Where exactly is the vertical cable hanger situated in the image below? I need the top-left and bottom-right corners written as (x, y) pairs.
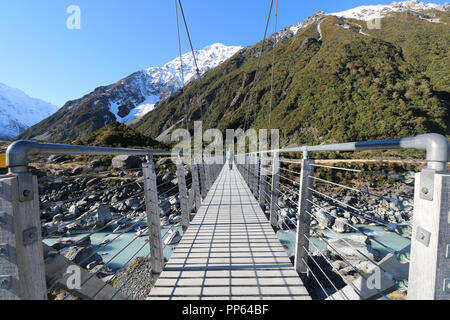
top-left (268, 0), bottom-right (278, 139)
top-left (244, 0), bottom-right (275, 132)
top-left (177, 0), bottom-right (203, 120)
top-left (175, 0), bottom-right (189, 131)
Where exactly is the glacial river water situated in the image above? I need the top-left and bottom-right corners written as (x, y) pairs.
top-left (44, 224), bottom-right (410, 271)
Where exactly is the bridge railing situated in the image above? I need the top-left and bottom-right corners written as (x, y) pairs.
top-left (0, 140), bottom-right (223, 300)
top-left (236, 133), bottom-right (449, 300)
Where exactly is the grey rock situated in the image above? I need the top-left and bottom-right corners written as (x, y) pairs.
top-left (72, 166), bottom-right (85, 175)
top-left (112, 155), bottom-right (141, 169)
top-left (61, 245), bottom-right (102, 268)
top-left (77, 204), bottom-right (113, 229)
top-left (332, 217), bottom-right (351, 233)
top-left (86, 177), bottom-right (101, 187)
top-left (90, 264), bottom-right (116, 279)
top-left (48, 155), bottom-right (67, 164)
top-left (326, 234), bottom-right (380, 265)
top-left (314, 209), bottom-right (335, 228)
top-left (69, 205), bottom-right (80, 216)
top-left (159, 199), bottom-right (171, 217)
top-left (89, 160), bottom-right (103, 169)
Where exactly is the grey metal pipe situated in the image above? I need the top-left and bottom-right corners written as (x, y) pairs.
top-left (6, 140), bottom-right (172, 173)
top-left (247, 133), bottom-right (449, 172)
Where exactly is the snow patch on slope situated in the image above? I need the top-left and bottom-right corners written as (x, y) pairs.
top-left (108, 43), bottom-right (242, 123)
top-left (328, 1), bottom-right (448, 21)
top-left (280, 1), bottom-right (448, 39)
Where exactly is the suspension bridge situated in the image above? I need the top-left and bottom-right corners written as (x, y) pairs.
top-left (0, 133), bottom-right (449, 300)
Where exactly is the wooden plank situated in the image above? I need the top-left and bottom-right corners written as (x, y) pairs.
top-left (148, 165), bottom-right (310, 300)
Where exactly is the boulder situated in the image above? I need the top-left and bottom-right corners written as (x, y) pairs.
top-left (69, 205), bottom-right (80, 216)
top-left (62, 245), bottom-right (102, 268)
top-left (77, 204), bottom-right (113, 229)
top-left (326, 234), bottom-right (380, 265)
top-left (51, 236), bottom-right (91, 250)
top-left (48, 155), bottom-right (67, 164)
top-left (159, 199), bottom-right (171, 217)
top-left (71, 166), bottom-right (85, 175)
top-left (112, 155), bottom-right (141, 169)
top-left (86, 177), bottom-right (101, 187)
top-left (163, 230), bottom-right (182, 245)
top-left (89, 159), bottom-right (103, 169)
top-left (90, 264), bottom-right (116, 279)
top-left (332, 217), bottom-right (352, 233)
top-left (314, 209), bottom-right (335, 228)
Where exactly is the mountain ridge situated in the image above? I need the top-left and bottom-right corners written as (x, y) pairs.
top-left (0, 82), bottom-right (58, 140)
top-left (133, 2), bottom-right (449, 146)
top-left (17, 43), bottom-right (242, 142)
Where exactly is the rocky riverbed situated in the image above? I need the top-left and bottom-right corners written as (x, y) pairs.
top-left (35, 155), bottom-right (189, 296)
top-left (36, 155), bottom-right (414, 299)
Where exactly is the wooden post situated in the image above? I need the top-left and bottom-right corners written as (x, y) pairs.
top-left (259, 155), bottom-right (269, 211)
top-left (245, 156), bottom-right (250, 186)
top-left (294, 159), bottom-right (314, 275)
top-left (252, 155), bottom-right (260, 198)
top-left (269, 152), bottom-right (280, 228)
top-left (0, 174), bottom-right (47, 300)
top-left (175, 155), bottom-right (189, 231)
top-left (191, 158), bottom-right (201, 211)
top-left (142, 158), bottom-right (164, 275)
top-left (199, 159), bottom-right (207, 199)
top-left (408, 171), bottom-right (450, 300)
top-left (204, 158), bottom-right (212, 193)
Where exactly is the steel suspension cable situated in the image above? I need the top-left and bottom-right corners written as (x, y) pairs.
top-left (244, 0), bottom-right (274, 132)
top-left (175, 0), bottom-right (189, 131)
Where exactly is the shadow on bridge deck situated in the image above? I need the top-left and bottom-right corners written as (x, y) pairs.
top-left (147, 164), bottom-right (311, 300)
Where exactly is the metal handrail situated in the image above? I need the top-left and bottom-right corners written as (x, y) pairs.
top-left (6, 140), bottom-right (173, 173)
top-left (245, 133), bottom-right (449, 172)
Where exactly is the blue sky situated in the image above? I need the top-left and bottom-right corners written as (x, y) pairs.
top-left (0, 0), bottom-right (446, 107)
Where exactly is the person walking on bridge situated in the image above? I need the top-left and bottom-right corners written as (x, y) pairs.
top-left (226, 147), bottom-right (234, 170)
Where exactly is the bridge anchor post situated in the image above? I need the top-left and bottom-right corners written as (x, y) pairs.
top-left (175, 154), bottom-right (189, 231)
top-left (0, 173), bottom-right (47, 300)
top-left (258, 155), bottom-right (269, 211)
top-left (408, 170), bottom-right (450, 300)
top-left (294, 157), bottom-right (314, 276)
top-left (269, 152), bottom-right (280, 228)
top-left (143, 156), bottom-right (164, 277)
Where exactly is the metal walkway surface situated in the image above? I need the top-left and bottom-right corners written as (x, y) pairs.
top-left (148, 164), bottom-right (311, 300)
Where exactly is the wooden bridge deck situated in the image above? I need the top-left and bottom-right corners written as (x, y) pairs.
top-left (148, 164), bottom-right (311, 300)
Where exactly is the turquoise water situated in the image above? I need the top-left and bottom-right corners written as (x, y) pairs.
top-left (44, 224), bottom-right (410, 271)
top-left (277, 225), bottom-right (411, 259)
top-left (44, 225), bottom-right (183, 270)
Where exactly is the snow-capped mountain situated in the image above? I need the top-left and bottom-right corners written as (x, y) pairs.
top-left (278, 1), bottom-right (448, 38)
top-left (117, 43), bottom-right (243, 123)
top-left (18, 43), bottom-right (242, 142)
top-left (0, 83), bottom-right (58, 140)
top-left (329, 0), bottom-right (448, 21)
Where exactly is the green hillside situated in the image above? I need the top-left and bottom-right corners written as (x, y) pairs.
top-left (134, 12), bottom-right (449, 146)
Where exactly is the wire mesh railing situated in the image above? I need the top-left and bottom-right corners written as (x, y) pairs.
top-left (0, 139), bottom-right (225, 300)
top-left (235, 133), bottom-right (449, 300)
